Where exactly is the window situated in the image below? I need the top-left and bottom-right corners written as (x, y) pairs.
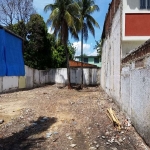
top-left (140, 0), bottom-right (146, 9)
top-left (84, 58), bottom-right (88, 63)
top-left (140, 0), bottom-right (150, 9)
top-left (94, 58), bottom-right (99, 63)
top-left (148, 0), bottom-right (150, 8)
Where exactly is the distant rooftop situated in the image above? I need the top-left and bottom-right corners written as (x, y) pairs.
top-left (69, 60), bottom-right (99, 68)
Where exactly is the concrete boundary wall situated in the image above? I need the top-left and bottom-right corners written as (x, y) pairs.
top-left (101, 0), bottom-right (150, 146)
top-left (0, 66), bottom-right (100, 93)
top-left (101, 5), bottom-right (121, 104)
top-left (121, 41), bottom-right (150, 146)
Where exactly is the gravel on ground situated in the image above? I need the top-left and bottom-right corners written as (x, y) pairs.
top-left (0, 85), bottom-right (149, 150)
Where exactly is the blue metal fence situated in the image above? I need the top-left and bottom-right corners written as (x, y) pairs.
top-left (0, 28), bottom-right (25, 76)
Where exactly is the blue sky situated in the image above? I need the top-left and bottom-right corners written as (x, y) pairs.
top-left (33, 0), bottom-right (111, 56)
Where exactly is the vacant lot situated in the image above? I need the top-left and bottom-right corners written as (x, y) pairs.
top-left (0, 85), bottom-right (149, 150)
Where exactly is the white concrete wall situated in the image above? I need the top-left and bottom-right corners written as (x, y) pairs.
top-left (33, 69), bottom-right (40, 87)
top-left (70, 68), bottom-right (78, 84)
top-left (2, 77), bottom-right (18, 92)
top-left (39, 70), bottom-right (47, 85)
top-left (121, 66), bottom-right (131, 116)
top-left (55, 68), bottom-right (67, 84)
top-left (101, 0), bottom-right (150, 146)
top-left (0, 66), bottom-right (100, 93)
top-left (0, 77), bottom-right (3, 93)
top-left (89, 68), bottom-right (99, 85)
top-left (101, 5), bottom-right (121, 104)
top-left (25, 66), bottom-right (34, 88)
top-left (121, 55), bottom-right (150, 146)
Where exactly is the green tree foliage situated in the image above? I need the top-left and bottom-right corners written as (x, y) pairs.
top-left (10, 21), bottom-right (27, 39)
top-left (44, 0), bottom-right (80, 89)
top-left (8, 17), bottom-right (51, 70)
top-left (68, 42), bottom-right (76, 60)
top-left (52, 42), bottom-right (76, 68)
top-left (24, 14), bottom-right (52, 70)
top-left (94, 39), bottom-right (103, 57)
top-left (9, 14), bottom-right (76, 70)
top-left (2, 0), bottom-right (100, 77)
top-left (52, 45), bottom-right (67, 68)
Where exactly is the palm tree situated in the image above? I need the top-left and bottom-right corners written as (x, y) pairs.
top-left (44, 0), bottom-right (80, 89)
top-left (77, 0), bottom-right (100, 89)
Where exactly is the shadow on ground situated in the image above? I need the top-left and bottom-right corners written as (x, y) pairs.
top-left (0, 116), bottom-right (57, 150)
top-left (71, 84), bottom-right (99, 92)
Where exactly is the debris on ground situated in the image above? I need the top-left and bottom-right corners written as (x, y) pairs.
top-left (0, 119), bottom-right (4, 124)
top-left (0, 85), bottom-right (149, 150)
top-left (106, 108), bottom-right (121, 130)
top-left (70, 144), bottom-right (77, 148)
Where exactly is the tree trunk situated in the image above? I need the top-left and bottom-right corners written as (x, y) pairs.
top-left (81, 28), bottom-right (84, 89)
top-left (65, 45), bottom-right (71, 89)
top-left (62, 20), bottom-right (71, 89)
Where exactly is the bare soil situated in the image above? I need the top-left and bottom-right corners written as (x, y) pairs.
top-left (0, 85), bottom-right (149, 150)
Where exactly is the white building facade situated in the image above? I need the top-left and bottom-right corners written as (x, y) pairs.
top-left (122, 0), bottom-right (150, 56)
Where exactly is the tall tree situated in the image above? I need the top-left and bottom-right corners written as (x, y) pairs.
top-left (11, 21), bottom-right (27, 39)
top-left (44, 0), bottom-right (80, 89)
top-left (24, 14), bottom-right (52, 70)
top-left (77, 0), bottom-right (100, 88)
top-left (0, 0), bottom-right (35, 27)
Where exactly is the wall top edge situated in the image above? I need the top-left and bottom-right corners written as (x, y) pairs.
top-left (122, 39), bottom-right (150, 64)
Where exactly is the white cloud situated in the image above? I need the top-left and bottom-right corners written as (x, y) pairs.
top-left (73, 41), bottom-right (98, 56)
top-left (73, 41), bottom-right (91, 56)
top-left (48, 26), bottom-right (54, 34)
top-left (88, 50), bottom-right (98, 56)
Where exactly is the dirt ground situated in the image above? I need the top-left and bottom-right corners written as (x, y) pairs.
top-left (0, 85), bottom-right (149, 150)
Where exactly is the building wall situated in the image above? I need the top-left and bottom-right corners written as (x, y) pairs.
top-left (88, 58), bottom-right (101, 67)
top-left (75, 57), bottom-right (101, 67)
top-left (2, 77), bottom-right (18, 92)
top-left (0, 66), bottom-right (100, 93)
top-left (125, 13), bottom-right (150, 36)
top-left (121, 41), bottom-right (150, 146)
top-left (122, 0), bottom-right (150, 40)
top-left (122, 41), bottom-right (144, 57)
top-left (101, 0), bottom-right (150, 146)
top-left (33, 69), bottom-right (40, 87)
top-left (101, 5), bottom-right (121, 104)
top-left (122, 0), bottom-right (150, 57)
top-left (18, 76), bottom-right (26, 89)
top-left (0, 78), bottom-right (2, 93)
top-left (25, 66), bottom-right (34, 88)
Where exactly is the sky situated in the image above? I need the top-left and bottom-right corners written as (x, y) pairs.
top-left (33, 0), bottom-right (111, 56)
